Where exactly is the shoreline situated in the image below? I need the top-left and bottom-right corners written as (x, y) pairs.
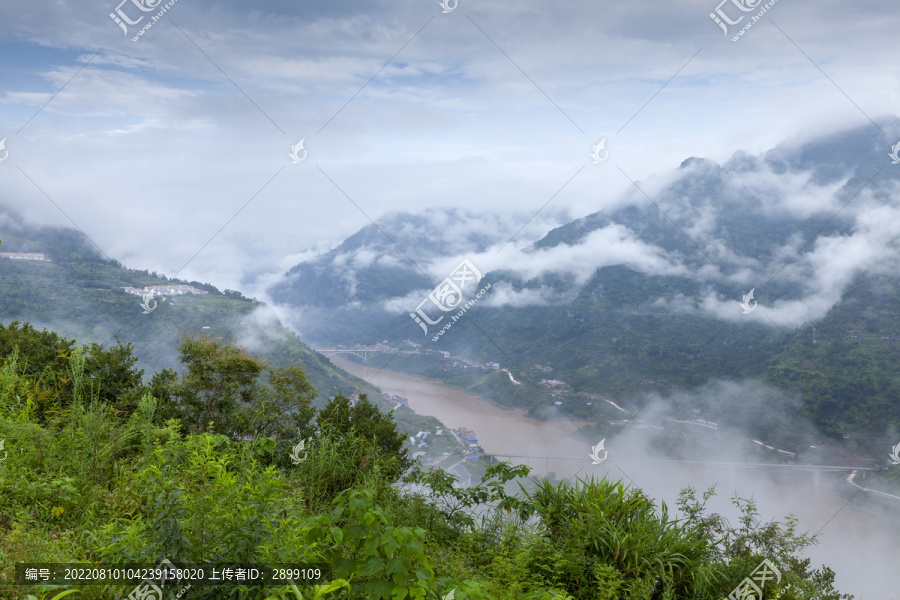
top-left (326, 355), bottom-right (592, 458)
top-left (330, 354), bottom-right (594, 423)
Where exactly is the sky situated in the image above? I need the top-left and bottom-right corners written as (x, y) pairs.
top-left (3, 2), bottom-right (900, 597)
top-left (1, 0), bottom-right (899, 303)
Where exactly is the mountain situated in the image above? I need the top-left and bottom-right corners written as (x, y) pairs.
top-left (267, 208), bottom-right (546, 344)
top-left (267, 120), bottom-right (900, 452)
top-left (0, 209), bottom-right (377, 406)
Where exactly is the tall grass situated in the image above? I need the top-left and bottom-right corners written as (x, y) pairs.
top-left (525, 475), bottom-right (722, 599)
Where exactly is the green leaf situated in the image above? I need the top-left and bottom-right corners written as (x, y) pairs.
top-left (332, 556), bottom-right (357, 579)
top-left (329, 526), bottom-right (343, 545)
top-left (414, 567), bottom-right (432, 582)
top-left (404, 540), bottom-right (424, 557)
top-left (364, 580), bottom-right (393, 598)
top-left (312, 578), bottom-right (350, 596)
top-left (357, 556), bottom-right (384, 577)
top-left (380, 536), bottom-right (400, 556)
top-left (360, 535), bottom-right (380, 556)
top-left (385, 556), bottom-right (410, 575)
top-left (390, 585), bottom-right (410, 600)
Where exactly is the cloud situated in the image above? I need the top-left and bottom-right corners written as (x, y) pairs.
top-left (294, 145), bottom-right (900, 337)
top-left (2, 66), bottom-right (197, 118)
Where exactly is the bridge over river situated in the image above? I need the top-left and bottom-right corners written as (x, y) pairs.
top-left (316, 347), bottom-right (387, 361)
top-left (485, 454), bottom-right (878, 489)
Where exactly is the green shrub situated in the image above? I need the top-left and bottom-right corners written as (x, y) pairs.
top-left (526, 475), bottom-right (720, 599)
top-left (96, 433), bottom-right (325, 600)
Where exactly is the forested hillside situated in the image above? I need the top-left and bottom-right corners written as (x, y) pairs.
top-left (0, 324), bottom-right (851, 600)
top-left (0, 214), bottom-right (375, 406)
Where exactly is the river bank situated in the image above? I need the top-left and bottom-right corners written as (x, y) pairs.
top-left (327, 354), bottom-right (900, 599)
top-left (329, 355), bottom-right (592, 459)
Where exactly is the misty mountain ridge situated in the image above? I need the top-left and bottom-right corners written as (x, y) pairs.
top-left (268, 120), bottom-right (900, 451)
top-left (269, 208), bottom-right (564, 308)
top-left (272, 119), bottom-right (900, 337)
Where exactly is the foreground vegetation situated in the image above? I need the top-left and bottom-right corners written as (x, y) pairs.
top-left (0, 322), bottom-right (850, 599)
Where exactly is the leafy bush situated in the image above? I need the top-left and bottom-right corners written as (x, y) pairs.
top-left (0, 324), bottom-right (857, 600)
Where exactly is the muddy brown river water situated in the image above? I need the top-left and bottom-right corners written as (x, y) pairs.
top-left (329, 355), bottom-right (900, 598)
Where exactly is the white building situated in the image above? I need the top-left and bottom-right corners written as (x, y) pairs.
top-left (0, 252), bottom-right (49, 261)
top-left (121, 285), bottom-right (207, 296)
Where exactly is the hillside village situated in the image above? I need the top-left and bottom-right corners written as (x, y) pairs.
top-left (0, 252), bottom-right (50, 261)
top-left (121, 284), bottom-right (208, 296)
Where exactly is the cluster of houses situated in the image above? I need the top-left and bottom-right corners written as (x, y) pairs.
top-left (0, 252), bottom-right (50, 261)
top-left (418, 346), bottom-right (505, 371)
top-left (539, 379), bottom-right (566, 388)
top-left (418, 348), bottom-right (488, 371)
top-left (121, 285), bottom-right (207, 296)
top-left (380, 392), bottom-right (408, 410)
top-left (328, 392), bottom-right (362, 405)
top-left (453, 427), bottom-right (483, 459)
top-left (409, 426), bottom-right (484, 461)
top-left (419, 348), bottom-right (568, 377)
top-left (411, 428), bottom-right (441, 446)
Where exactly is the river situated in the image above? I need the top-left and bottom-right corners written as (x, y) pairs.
top-left (329, 355), bottom-right (900, 599)
top-left (330, 355), bottom-right (589, 459)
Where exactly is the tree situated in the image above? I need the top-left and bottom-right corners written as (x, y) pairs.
top-left (158, 333), bottom-right (264, 436)
top-left (82, 338), bottom-right (144, 413)
top-left (154, 333), bottom-right (317, 440)
top-left (316, 393), bottom-right (412, 482)
top-left (0, 321), bottom-right (144, 419)
top-left (246, 364), bottom-right (317, 441)
top-left (0, 321), bottom-right (74, 379)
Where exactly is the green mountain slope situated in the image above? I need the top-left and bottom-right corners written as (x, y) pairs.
top-left (0, 213), bottom-right (376, 405)
top-left (266, 122), bottom-right (900, 456)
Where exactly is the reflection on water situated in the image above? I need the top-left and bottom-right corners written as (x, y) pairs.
top-left (330, 355), bottom-right (900, 599)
